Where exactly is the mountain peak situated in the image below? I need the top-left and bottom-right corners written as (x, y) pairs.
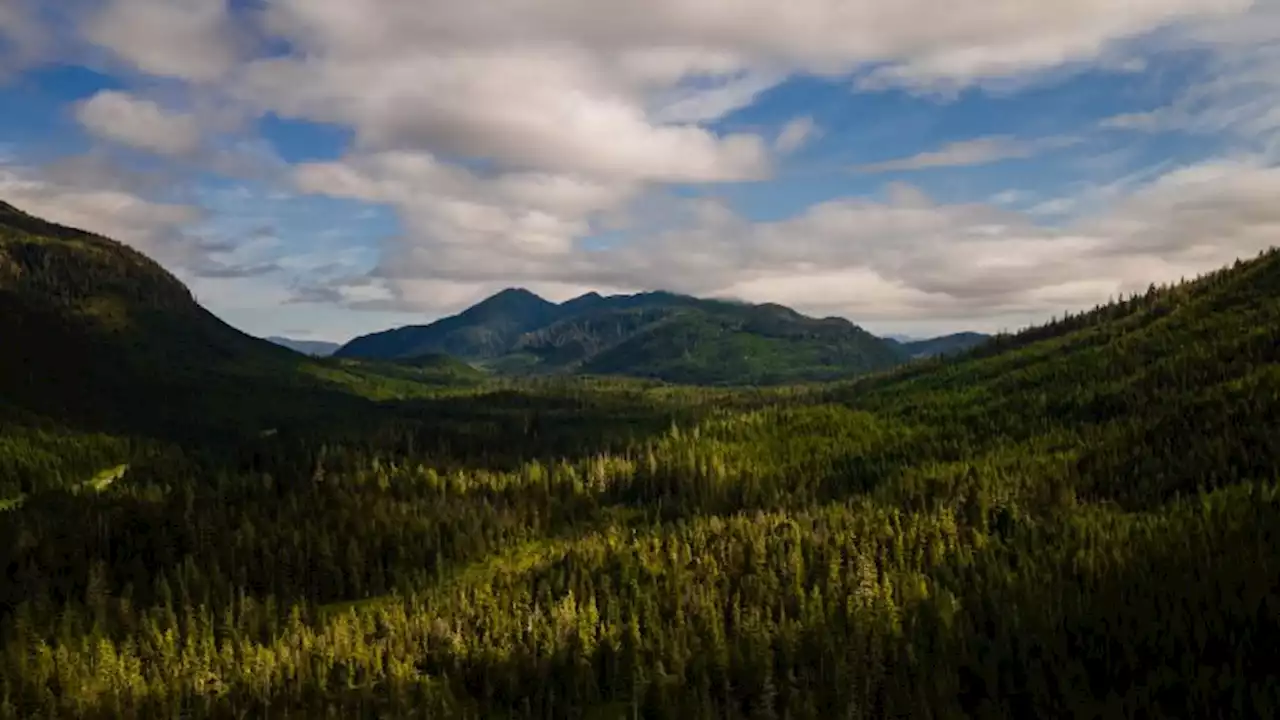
top-left (485, 287), bottom-right (546, 303)
top-left (564, 291), bottom-right (603, 304)
top-left (465, 287), bottom-right (556, 318)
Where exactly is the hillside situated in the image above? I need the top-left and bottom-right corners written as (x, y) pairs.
top-left (338, 289), bottom-right (905, 384)
top-left (573, 301), bottom-right (904, 384)
top-left (830, 249), bottom-right (1280, 508)
top-left (0, 201), bottom-right (520, 491)
top-left (0, 199), bottom-right (304, 438)
top-left (4, 197), bottom-right (1280, 717)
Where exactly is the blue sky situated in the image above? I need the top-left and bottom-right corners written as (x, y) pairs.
top-left (1, 1), bottom-right (1278, 341)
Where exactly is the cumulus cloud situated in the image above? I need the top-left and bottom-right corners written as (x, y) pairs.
top-left (241, 50), bottom-right (769, 183)
top-left (294, 151), bottom-right (640, 267)
top-left (0, 163), bottom-right (201, 261)
top-left (86, 0), bottom-right (239, 82)
top-left (75, 91), bottom-right (201, 156)
top-left (0, 158), bottom-right (289, 283)
top-left (28, 0), bottom-right (1274, 334)
top-left (613, 159), bottom-right (1280, 328)
top-left (229, 0), bottom-right (1251, 186)
top-left (855, 135), bottom-right (1077, 173)
top-left (294, 147), bottom-right (1280, 332)
top-left (69, 0), bottom-right (1265, 187)
top-left (0, 0), bottom-right (48, 77)
top-left (256, 0), bottom-right (1247, 84)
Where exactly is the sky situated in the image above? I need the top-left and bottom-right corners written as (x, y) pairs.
top-left (1, 1), bottom-right (1279, 342)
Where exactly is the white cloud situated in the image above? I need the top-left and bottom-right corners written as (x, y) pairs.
top-left (16, 0), bottom-right (1274, 336)
top-left (86, 0), bottom-right (238, 82)
top-left (232, 0), bottom-right (1251, 187)
top-left (775, 117), bottom-right (818, 154)
top-left (241, 50), bottom-right (769, 183)
top-left (259, 0), bottom-right (1247, 85)
top-left (0, 164), bottom-right (201, 265)
top-left (1099, 6), bottom-right (1280, 143)
top-left (296, 144), bottom-right (1280, 332)
top-left (75, 91), bottom-right (201, 156)
top-left (293, 150), bottom-right (643, 290)
top-left (0, 0), bottom-right (47, 77)
top-left (0, 159), bottom-right (291, 285)
top-left (855, 135), bottom-right (1076, 173)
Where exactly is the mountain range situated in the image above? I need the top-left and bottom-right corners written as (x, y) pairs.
top-left (335, 288), bottom-right (989, 384)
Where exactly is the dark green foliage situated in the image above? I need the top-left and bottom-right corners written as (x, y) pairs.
top-left (3, 201), bottom-right (1280, 718)
top-left (338, 288), bottom-right (903, 384)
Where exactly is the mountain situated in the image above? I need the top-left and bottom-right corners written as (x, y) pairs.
top-left (268, 336), bottom-right (341, 356)
top-left (0, 200), bottom-right (460, 458)
top-left (338, 288), bottom-right (904, 384)
top-left (0, 199), bottom-right (296, 436)
top-left (891, 331), bottom-right (991, 358)
top-left (336, 288), bottom-right (561, 360)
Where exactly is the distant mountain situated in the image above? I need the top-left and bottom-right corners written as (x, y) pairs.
top-left (268, 336), bottom-right (340, 357)
top-left (891, 332), bottom-right (991, 358)
top-left (337, 288), bottom-right (904, 384)
top-left (336, 288), bottom-right (562, 361)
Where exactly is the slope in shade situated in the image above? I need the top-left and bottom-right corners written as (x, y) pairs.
top-left (0, 199), bottom-right (399, 449)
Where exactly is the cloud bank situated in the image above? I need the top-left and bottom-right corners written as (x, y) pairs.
top-left (0, 0), bottom-right (1276, 336)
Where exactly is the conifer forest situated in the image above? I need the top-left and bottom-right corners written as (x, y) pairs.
top-left (3, 204), bottom-right (1280, 718)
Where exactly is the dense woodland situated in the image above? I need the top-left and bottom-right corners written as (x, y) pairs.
top-left (3, 202), bottom-right (1280, 717)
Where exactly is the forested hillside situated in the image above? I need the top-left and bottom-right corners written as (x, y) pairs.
top-left (337, 288), bottom-right (906, 384)
top-left (2, 201), bottom-right (1280, 718)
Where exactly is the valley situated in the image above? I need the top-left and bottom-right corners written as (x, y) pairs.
top-left (2, 202), bottom-right (1280, 717)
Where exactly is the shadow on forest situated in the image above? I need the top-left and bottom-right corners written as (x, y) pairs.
top-left (41, 497), bottom-right (1280, 719)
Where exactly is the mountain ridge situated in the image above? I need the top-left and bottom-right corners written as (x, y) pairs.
top-left (890, 331), bottom-right (991, 358)
top-left (335, 287), bottom-right (913, 383)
